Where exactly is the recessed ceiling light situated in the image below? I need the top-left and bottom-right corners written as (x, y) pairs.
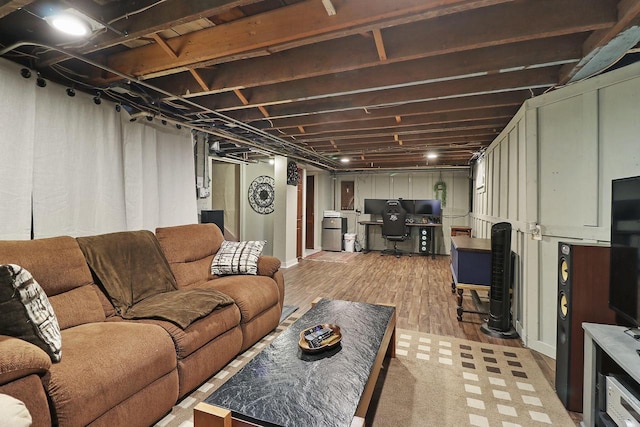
top-left (47, 13), bottom-right (90, 36)
top-left (340, 158), bottom-right (350, 163)
top-left (427, 153), bottom-right (438, 160)
top-left (44, 8), bottom-right (104, 37)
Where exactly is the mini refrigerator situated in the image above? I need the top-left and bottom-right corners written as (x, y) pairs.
top-left (321, 217), bottom-right (347, 252)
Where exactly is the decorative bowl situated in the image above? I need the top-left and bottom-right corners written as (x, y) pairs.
top-left (298, 324), bottom-right (342, 353)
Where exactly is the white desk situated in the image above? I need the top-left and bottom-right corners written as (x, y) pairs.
top-left (582, 323), bottom-right (640, 426)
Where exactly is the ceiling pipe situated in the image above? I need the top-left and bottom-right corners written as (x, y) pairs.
top-left (0, 40), bottom-right (341, 171)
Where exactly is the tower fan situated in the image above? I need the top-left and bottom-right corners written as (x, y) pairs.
top-left (481, 222), bottom-right (518, 339)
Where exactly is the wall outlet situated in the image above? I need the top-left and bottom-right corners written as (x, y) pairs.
top-left (532, 225), bottom-right (542, 241)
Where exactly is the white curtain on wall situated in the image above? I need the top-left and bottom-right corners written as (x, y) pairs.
top-left (0, 60), bottom-right (36, 239)
top-left (122, 121), bottom-right (197, 230)
top-left (0, 58), bottom-right (198, 239)
top-left (32, 90), bottom-right (127, 238)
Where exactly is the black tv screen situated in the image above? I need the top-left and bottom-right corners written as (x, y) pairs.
top-left (414, 199), bottom-right (442, 216)
top-left (609, 175), bottom-right (640, 327)
top-left (364, 199), bottom-right (387, 215)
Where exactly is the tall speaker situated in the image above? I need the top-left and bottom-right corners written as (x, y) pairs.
top-left (481, 222), bottom-right (518, 338)
top-left (555, 242), bottom-right (615, 412)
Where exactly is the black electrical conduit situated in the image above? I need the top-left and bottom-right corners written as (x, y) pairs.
top-left (0, 41), bottom-right (341, 171)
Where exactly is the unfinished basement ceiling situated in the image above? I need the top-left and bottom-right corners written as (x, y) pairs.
top-left (1, 0), bottom-right (639, 171)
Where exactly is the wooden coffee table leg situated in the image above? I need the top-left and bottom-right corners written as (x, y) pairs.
top-left (194, 402), bottom-right (262, 427)
top-left (194, 402), bottom-right (231, 427)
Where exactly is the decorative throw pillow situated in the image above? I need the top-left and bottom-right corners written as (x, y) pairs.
top-left (211, 240), bottom-right (266, 276)
top-left (0, 264), bottom-right (62, 362)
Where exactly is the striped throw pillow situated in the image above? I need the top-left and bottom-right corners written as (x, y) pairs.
top-left (0, 264), bottom-right (62, 362)
top-left (211, 240), bottom-right (266, 276)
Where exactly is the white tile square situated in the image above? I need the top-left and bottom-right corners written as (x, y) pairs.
top-left (398, 341), bottom-right (411, 348)
top-left (399, 333), bottom-right (412, 340)
top-left (197, 382), bottom-right (214, 393)
top-left (178, 396), bottom-right (197, 409)
top-left (396, 348), bottom-right (408, 356)
top-left (529, 411), bottom-right (552, 424)
top-left (502, 422), bottom-right (522, 427)
top-left (439, 340), bottom-right (452, 348)
top-left (439, 348), bottom-right (452, 356)
top-left (242, 350), bottom-right (255, 358)
top-left (463, 372), bottom-right (479, 381)
top-left (214, 370), bottom-right (229, 380)
top-left (178, 421), bottom-right (194, 427)
top-left (516, 382), bottom-right (535, 392)
top-left (492, 390), bottom-right (512, 401)
top-left (418, 345), bottom-right (430, 352)
top-left (522, 395), bottom-right (542, 406)
top-left (439, 356), bottom-right (453, 365)
top-left (469, 413), bottom-right (489, 427)
top-left (229, 360), bottom-right (242, 368)
top-left (466, 397), bottom-right (485, 410)
top-left (254, 342), bottom-right (266, 349)
top-left (497, 404), bottom-right (517, 417)
top-left (489, 377), bottom-right (506, 387)
top-left (416, 353), bottom-right (429, 361)
top-left (465, 384), bottom-right (482, 395)
top-left (419, 337), bottom-right (431, 344)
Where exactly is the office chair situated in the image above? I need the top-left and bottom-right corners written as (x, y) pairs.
top-left (381, 200), bottom-right (411, 258)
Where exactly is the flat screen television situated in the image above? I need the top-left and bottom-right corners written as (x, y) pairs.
top-left (414, 199), bottom-right (442, 216)
top-left (363, 199), bottom-right (387, 215)
top-left (609, 175), bottom-right (640, 327)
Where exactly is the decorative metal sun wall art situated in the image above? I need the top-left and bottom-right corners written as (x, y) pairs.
top-left (248, 175), bottom-right (275, 214)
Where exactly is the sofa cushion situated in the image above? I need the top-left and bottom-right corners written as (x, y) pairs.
top-left (194, 275), bottom-right (279, 323)
top-left (155, 223), bottom-right (225, 287)
top-left (0, 265), bottom-right (62, 362)
top-left (49, 285), bottom-right (106, 330)
top-left (0, 236), bottom-right (99, 328)
top-left (211, 240), bottom-right (266, 276)
top-left (113, 303), bottom-right (242, 358)
top-left (46, 322), bottom-right (176, 426)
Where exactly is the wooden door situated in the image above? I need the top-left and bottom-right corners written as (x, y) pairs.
top-left (296, 168), bottom-right (303, 258)
top-left (305, 175), bottom-right (315, 249)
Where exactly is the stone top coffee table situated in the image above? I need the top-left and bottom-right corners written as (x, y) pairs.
top-left (194, 298), bottom-right (396, 427)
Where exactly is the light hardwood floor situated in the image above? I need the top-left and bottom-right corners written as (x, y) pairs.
top-left (281, 251), bottom-right (582, 425)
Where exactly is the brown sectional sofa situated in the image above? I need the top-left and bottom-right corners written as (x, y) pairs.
top-left (0, 223), bottom-right (284, 426)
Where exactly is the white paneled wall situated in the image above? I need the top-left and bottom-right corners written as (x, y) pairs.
top-left (472, 61), bottom-right (640, 358)
top-left (333, 169), bottom-right (471, 255)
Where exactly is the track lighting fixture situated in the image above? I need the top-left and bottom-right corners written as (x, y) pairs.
top-left (129, 118), bottom-right (137, 122)
top-left (161, 120), bottom-right (167, 125)
top-left (20, 68), bottom-right (31, 79)
top-left (93, 92), bottom-right (101, 105)
top-left (146, 116), bottom-right (153, 122)
top-left (66, 88), bottom-right (76, 97)
top-left (176, 124), bottom-right (182, 129)
top-left (115, 104), bottom-right (121, 112)
top-left (36, 74), bottom-right (46, 87)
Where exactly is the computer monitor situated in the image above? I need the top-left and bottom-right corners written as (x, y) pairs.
top-left (414, 199), bottom-right (442, 216)
top-left (364, 199), bottom-right (387, 215)
top-left (398, 199), bottom-right (415, 215)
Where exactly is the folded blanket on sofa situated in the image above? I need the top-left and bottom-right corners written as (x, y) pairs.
top-left (77, 230), bottom-right (234, 328)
